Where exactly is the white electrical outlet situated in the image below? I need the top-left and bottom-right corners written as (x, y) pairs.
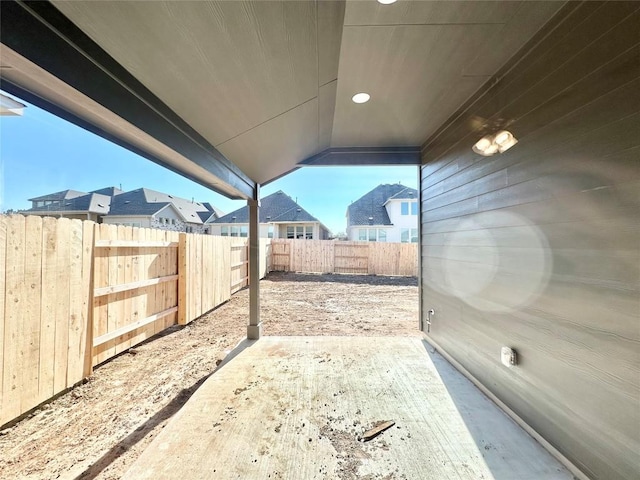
top-left (501, 347), bottom-right (517, 367)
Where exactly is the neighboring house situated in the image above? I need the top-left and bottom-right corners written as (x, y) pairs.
top-left (103, 188), bottom-right (222, 233)
top-left (210, 190), bottom-right (329, 240)
top-left (23, 186), bottom-right (223, 233)
top-left (25, 188), bottom-right (119, 222)
top-left (346, 184), bottom-right (418, 243)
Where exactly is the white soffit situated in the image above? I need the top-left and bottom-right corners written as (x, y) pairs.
top-left (332, 0), bottom-right (564, 147)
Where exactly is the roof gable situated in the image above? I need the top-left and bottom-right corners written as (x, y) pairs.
top-left (213, 190), bottom-right (322, 225)
top-left (385, 187), bottom-right (418, 202)
top-left (347, 184), bottom-right (415, 227)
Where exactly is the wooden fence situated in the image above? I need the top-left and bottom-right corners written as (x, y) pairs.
top-left (270, 239), bottom-right (418, 276)
top-left (0, 215), bottom-right (268, 427)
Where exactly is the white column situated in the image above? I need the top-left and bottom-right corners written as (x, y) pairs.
top-left (247, 185), bottom-right (262, 339)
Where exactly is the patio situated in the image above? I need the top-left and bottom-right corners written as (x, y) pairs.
top-left (122, 337), bottom-right (572, 480)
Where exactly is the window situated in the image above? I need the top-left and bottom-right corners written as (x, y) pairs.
top-left (204, 228), bottom-right (209, 235)
top-left (401, 228), bottom-right (419, 243)
top-left (240, 226), bottom-right (248, 237)
top-left (411, 202), bottom-right (418, 215)
top-left (231, 226), bottom-right (239, 237)
top-left (401, 202), bottom-right (409, 215)
top-left (287, 225), bottom-right (314, 239)
top-left (221, 226), bottom-right (228, 236)
top-left (359, 228), bottom-right (386, 242)
top-left (268, 225), bottom-right (274, 239)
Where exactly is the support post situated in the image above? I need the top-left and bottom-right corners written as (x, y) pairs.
top-left (247, 185), bottom-right (262, 339)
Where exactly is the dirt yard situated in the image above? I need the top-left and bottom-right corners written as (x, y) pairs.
top-left (0, 272), bottom-right (420, 480)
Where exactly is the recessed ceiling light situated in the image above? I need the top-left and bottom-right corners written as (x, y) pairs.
top-left (378, 0), bottom-right (397, 4)
top-left (352, 93), bottom-right (370, 104)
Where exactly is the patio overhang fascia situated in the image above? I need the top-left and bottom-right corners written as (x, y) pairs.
top-left (0, 1), bottom-right (255, 200)
top-left (262, 146), bottom-right (421, 187)
top-left (299, 146), bottom-right (422, 167)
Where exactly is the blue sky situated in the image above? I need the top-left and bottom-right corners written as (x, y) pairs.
top-left (0, 92), bottom-right (417, 234)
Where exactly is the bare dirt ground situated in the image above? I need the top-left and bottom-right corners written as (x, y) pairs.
top-left (0, 272), bottom-right (420, 480)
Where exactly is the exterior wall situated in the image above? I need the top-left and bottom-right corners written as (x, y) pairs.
top-left (104, 208), bottom-right (208, 233)
top-left (212, 222), bottom-right (325, 239)
top-left (386, 199), bottom-right (418, 242)
top-left (210, 223), bottom-right (270, 238)
top-left (420, 4), bottom-right (639, 480)
top-left (347, 200), bottom-right (418, 242)
top-left (346, 225), bottom-right (391, 242)
top-left (275, 222), bottom-right (321, 240)
top-left (102, 216), bottom-right (152, 228)
top-left (150, 206), bottom-right (188, 232)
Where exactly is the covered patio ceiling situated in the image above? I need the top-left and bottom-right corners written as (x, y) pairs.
top-left (1, 0), bottom-right (564, 199)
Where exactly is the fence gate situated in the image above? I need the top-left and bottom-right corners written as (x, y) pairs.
top-left (271, 241), bottom-right (291, 271)
top-left (334, 242), bottom-right (369, 274)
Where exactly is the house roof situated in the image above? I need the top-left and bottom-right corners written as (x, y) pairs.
top-left (385, 187), bottom-right (418, 203)
top-left (213, 190), bottom-right (325, 228)
top-left (105, 188), bottom-right (222, 224)
top-left (347, 184), bottom-right (418, 227)
top-left (25, 192), bottom-right (111, 214)
top-left (28, 189), bottom-right (88, 202)
top-left (24, 185), bottom-right (223, 223)
top-left (202, 202), bottom-right (224, 219)
top-left (107, 189), bottom-right (171, 217)
top-left (90, 186), bottom-right (124, 197)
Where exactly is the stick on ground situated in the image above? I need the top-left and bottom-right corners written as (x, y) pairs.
top-left (360, 420), bottom-right (395, 442)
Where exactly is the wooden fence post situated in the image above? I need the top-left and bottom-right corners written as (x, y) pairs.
top-left (82, 221), bottom-right (95, 378)
top-left (178, 233), bottom-right (188, 325)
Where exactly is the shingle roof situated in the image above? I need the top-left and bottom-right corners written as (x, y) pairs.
top-left (347, 184), bottom-right (417, 227)
top-left (106, 189), bottom-right (172, 217)
top-left (25, 186), bottom-right (222, 223)
top-left (90, 186), bottom-right (124, 197)
top-left (105, 188), bottom-right (222, 223)
top-left (28, 189), bottom-right (87, 202)
top-left (213, 190), bottom-right (322, 225)
top-left (24, 192), bottom-right (111, 214)
top-left (385, 187), bottom-right (418, 202)
top-left (202, 202), bottom-right (224, 219)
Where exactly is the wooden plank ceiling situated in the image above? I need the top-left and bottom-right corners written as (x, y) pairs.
top-left (5, 0), bottom-right (563, 190)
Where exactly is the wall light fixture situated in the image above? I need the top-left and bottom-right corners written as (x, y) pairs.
top-left (473, 130), bottom-right (518, 156)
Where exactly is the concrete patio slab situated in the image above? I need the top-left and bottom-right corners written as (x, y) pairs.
top-left (122, 336), bottom-right (573, 480)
